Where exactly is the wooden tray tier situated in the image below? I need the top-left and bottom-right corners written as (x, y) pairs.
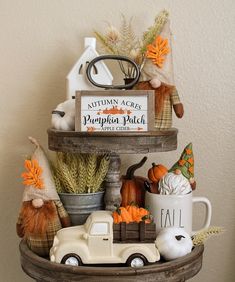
top-left (47, 128), bottom-right (178, 154)
top-left (47, 128), bottom-right (178, 210)
top-left (19, 240), bottom-right (204, 282)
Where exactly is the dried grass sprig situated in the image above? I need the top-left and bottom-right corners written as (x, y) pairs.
top-left (50, 161), bottom-right (64, 193)
top-left (56, 158), bottom-right (77, 193)
top-left (94, 11), bottom-right (169, 78)
top-left (86, 154), bottom-right (98, 193)
top-left (118, 15), bottom-right (138, 56)
top-left (94, 31), bottom-right (116, 54)
top-left (95, 154), bottom-right (110, 190)
top-left (141, 10), bottom-right (169, 53)
top-left (192, 226), bottom-right (224, 246)
top-left (77, 155), bottom-right (87, 193)
top-left (67, 153), bottom-right (80, 187)
top-left (52, 152), bottom-right (110, 194)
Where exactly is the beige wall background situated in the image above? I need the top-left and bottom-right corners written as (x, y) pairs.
top-left (0, 0), bottom-right (234, 281)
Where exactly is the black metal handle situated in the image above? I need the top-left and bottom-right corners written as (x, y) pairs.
top-left (86, 55), bottom-right (140, 90)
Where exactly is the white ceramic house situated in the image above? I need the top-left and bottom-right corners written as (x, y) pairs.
top-left (66, 37), bottom-right (113, 99)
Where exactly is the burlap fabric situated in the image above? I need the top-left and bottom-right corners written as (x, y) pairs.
top-left (155, 88), bottom-right (181, 129)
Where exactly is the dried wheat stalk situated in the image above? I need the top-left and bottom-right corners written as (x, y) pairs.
top-left (192, 226), bottom-right (224, 246)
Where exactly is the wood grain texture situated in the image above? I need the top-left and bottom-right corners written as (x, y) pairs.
top-left (19, 240), bottom-right (204, 282)
top-left (104, 153), bottom-right (122, 210)
top-left (113, 222), bottom-right (157, 243)
top-left (47, 128), bottom-right (178, 154)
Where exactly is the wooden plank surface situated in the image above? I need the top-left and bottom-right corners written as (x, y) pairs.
top-left (47, 128), bottom-right (178, 154)
top-left (19, 240), bottom-right (204, 282)
top-left (113, 222), bottom-right (156, 243)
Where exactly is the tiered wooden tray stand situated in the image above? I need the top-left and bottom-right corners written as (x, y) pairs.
top-left (20, 128), bottom-right (204, 281)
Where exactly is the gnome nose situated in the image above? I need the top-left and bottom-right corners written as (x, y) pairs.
top-left (32, 198), bottom-right (44, 208)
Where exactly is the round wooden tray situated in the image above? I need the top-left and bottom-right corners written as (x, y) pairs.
top-left (47, 128), bottom-right (178, 154)
top-left (19, 240), bottom-right (204, 282)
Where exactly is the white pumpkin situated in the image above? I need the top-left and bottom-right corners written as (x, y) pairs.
top-left (156, 228), bottom-right (193, 261)
top-left (51, 100), bottom-right (75, 131)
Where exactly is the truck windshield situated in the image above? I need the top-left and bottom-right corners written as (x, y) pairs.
top-left (90, 222), bottom-right (109, 235)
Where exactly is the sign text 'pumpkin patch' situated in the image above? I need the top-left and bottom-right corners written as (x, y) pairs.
top-left (75, 90), bottom-right (155, 132)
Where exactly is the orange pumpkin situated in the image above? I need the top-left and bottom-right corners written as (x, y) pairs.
top-left (121, 157), bottom-right (148, 207)
top-left (148, 163), bottom-right (168, 183)
top-left (112, 206), bottom-right (132, 223)
top-left (139, 207), bottom-right (151, 223)
top-left (126, 204), bottom-right (141, 222)
top-left (112, 210), bottom-right (123, 224)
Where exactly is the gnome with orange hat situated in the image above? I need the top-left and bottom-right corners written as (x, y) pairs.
top-left (16, 137), bottom-right (71, 256)
top-left (137, 19), bottom-right (184, 129)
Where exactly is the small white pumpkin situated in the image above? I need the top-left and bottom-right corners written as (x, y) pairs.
top-left (156, 228), bottom-right (193, 261)
top-left (51, 100), bottom-right (75, 131)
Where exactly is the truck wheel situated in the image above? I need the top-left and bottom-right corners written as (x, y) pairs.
top-left (61, 253), bottom-right (82, 266)
top-left (126, 254), bottom-right (147, 268)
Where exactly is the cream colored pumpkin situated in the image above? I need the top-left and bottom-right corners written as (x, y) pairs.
top-left (156, 228), bottom-right (193, 261)
top-left (51, 100), bottom-right (75, 131)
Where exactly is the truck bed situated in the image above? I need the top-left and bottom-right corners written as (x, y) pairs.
top-left (113, 222), bottom-right (156, 243)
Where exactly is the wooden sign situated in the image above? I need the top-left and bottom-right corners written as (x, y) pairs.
top-left (75, 90), bottom-right (155, 132)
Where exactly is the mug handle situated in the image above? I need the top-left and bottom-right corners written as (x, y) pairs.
top-left (192, 197), bottom-right (212, 235)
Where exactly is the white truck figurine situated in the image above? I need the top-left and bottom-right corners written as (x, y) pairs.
top-left (50, 210), bottom-right (160, 267)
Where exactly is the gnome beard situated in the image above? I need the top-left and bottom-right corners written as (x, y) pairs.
top-left (136, 80), bottom-right (175, 117)
top-left (20, 200), bottom-right (57, 236)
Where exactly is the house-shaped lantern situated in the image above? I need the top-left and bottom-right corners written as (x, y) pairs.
top-left (66, 37), bottom-right (113, 99)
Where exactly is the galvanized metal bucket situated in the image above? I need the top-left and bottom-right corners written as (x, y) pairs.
top-left (59, 191), bottom-right (105, 226)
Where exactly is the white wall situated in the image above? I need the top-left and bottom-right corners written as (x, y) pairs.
top-left (0, 0), bottom-right (234, 281)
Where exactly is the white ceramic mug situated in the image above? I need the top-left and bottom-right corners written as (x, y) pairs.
top-left (145, 191), bottom-right (212, 235)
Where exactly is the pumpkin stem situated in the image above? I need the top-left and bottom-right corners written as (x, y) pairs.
top-left (141, 215), bottom-right (150, 221)
top-left (152, 163), bottom-right (156, 167)
top-left (52, 110), bottom-right (65, 117)
top-left (125, 157), bottom-right (148, 179)
top-left (114, 204), bottom-right (121, 215)
top-left (175, 235), bottom-right (185, 241)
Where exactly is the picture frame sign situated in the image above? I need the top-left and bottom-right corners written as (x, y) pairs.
top-left (75, 90), bottom-right (155, 132)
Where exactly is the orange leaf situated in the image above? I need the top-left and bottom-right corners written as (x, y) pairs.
top-left (21, 159), bottom-right (44, 189)
top-left (146, 36), bottom-right (170, 68)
